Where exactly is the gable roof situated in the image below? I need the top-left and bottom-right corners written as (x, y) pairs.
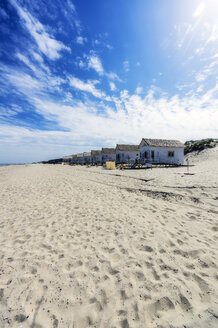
top-left (141, 138), bottom-right (184, 148)
top-left (62, 155), bottom-right (72, 159)
top-left (83, 152), bottom-right (91, 157)
top-left (76, 153), bottom-right (83, 157)
top-left (102, 148), bottom-right (116, 154)
top-left (91, 150), bottom-right (102, 156)
top-left (116, 144), bottom-right (139, 151)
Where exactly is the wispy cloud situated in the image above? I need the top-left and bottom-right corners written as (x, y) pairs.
top-left (31, 51), bottom-right (44, 63)
top-left (88, 55), bottom-right (104, 75)
top-left (109, 82), bottom-right (116, 91)
top-left (1, 68), bottom-right (218, 163)
top-left (76, 36), bottom-right (87, 45)
top-left (78, 54), bottom-right (121, 82)
top-left (1, 84), bottom-right (218, 162)
top-left (10, 0), bottom-right (70, 60)
top-left (105, 71), bottom-right (121, 82)
top-left (123, 60), bottom-right (129, 72)
top-left (1, 57), bottom-right (218, 146)
top-left (135, 86), bottom-right (143, 94)
top-left (1, 0), bottom-right (218, 164)
top-left (206, 24), bottom-right (218, 44)
top-left (69, 76), bottom-right (106, 99)
top-left (0, 7), bottom-right (9, 19)
top-left (106, 44), bottom-right (113, 50)
top-left (16, 53), bottom-right (37, 72)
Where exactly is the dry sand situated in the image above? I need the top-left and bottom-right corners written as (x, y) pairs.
top-left (0, 147), bottom-right (218, 328)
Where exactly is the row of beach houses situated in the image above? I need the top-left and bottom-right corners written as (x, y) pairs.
top-left (62, 138), bottom-right (185, 166)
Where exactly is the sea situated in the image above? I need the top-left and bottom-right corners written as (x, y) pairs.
top-left (0, 164), bottom-right (25, 167)
top-left (0, 164), bottom-right (10, 167)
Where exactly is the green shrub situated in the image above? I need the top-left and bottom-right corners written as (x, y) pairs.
top-left (184, 138), bottom-right (215, 154)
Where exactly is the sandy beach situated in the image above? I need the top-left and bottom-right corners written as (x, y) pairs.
top-left (0, 147), bottom-right (218, 328)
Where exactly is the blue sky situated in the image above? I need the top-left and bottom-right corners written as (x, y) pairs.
top-left (0, 0), bottom-right (218, 163)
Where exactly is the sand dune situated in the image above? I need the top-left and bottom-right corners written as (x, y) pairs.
top-left (0, 148), bottom-right (218, 327)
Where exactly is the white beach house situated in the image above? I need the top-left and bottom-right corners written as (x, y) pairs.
top-left (101, 148), bottom-right (116, 164)
top-left (75, 153), bottom-right (84, 165)
top-left (139, 138), bottom-right (184, 165)
top-left (116, 144), bottom-right (140, 164)
top-left (62, 155), bottom-right (72, 164)
top-left (91, 150), bottom-right (102, 165)
top-left (83, 152), bottom-right (91, 164)
top-left (70, 154), bottom-right (76, 164)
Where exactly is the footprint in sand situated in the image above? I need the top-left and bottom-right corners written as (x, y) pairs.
top-left (179, 294), bottom-right (192, 311)
top-left (139, 245), bottom-right (154, 252)
top-left (147, 296), bottom-right (175, 320)
top-left (193, 274), bottom-right (210, 302)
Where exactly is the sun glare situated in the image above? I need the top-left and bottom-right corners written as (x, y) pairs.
top-left (192, 2), bottom-right (205, 18)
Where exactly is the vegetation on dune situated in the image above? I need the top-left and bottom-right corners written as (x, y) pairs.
top-left (38, 158), bottom-right (63, 164)
top-left (184, 138), bottom-right (217, 155)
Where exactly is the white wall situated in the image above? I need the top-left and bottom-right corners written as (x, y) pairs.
top-left (83, 156), bottom-right (91, 164)
top-left (140, 145), bottom-right (184, 165)
top-left (116, 150), bottom-right (140, 163)
top-left (91, 154), bottom-right (102, 164)
top-left (77, 156), bottom-right (84, 164)
top-left (102, 153), bottom-right (116, 163)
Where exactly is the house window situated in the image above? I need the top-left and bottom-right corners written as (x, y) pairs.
top-left (168, 151), bottom-right (174, 157)
top-left (144, 151), bottom-right (148, 159)
top-left (151, 151), bottom-right (154, 159)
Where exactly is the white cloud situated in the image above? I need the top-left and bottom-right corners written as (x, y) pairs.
top-left (105, 71), bottom-right (121, 82)
top-left (76, 36), bottom-right (87, 45)
top-left (1, 50), bottom-right (218, 163)
top-left (106, 44), bottom-right (113, 50)
top-left (16, 53), bottom-right (37, 72)
top-left (5, 70), bottom-right (42, 91)
top-left (196, 72), bottom-right (206, 82)
top-left (109, 82), bottom-right (116, 91)
top-left (31, 51), bottom-right (44, 63)
top-left (135, 87), bottom-right (143, 94)
top-left (0, 59), bottom-right (65, 102)
top-left (197, 85), bottom-right (204, 93)
top-left (77, 54), bottom-right (121, 82)
top-left (123, 60), bottom-right (129, 72)
top-left (206, 24), bottom-right (218, 44)
top-left (1, 84), bottom-right (218, 163)
top-left (66, 0), bottom-right (76, 13)
top-left (79, 61), bottom-right (86, 68)
top-left (0, 7), bottom-right (9, 19)
top-left (10, 0), bottom-right (70, 60)
top-left (88, 55), bottom-right (104, 75)
top-left (69, 76), bottom-right (106, 99)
